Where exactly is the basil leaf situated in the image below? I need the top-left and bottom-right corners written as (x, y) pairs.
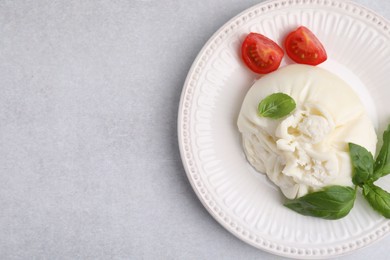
top-left (373, 124), bottom-right (390, 180)
top-left (258, 93), bottom-right (296, 119)
top-left (284, 186), bottom-right (356, 220)
top-left (349, 143), bottom-right (374, 186)
top-left (362, 183), bottom-right (390, 218)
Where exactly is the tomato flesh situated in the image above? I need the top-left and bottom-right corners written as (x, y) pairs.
top-left (241, 33), bottom-right (284, 74)
top-left (284, 26), bottom-right (327, 65)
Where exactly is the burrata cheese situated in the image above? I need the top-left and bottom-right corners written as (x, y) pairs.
top-left (237, 64), bottom-right (377, 199)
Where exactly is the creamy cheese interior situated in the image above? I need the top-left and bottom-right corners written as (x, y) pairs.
top-left (237, 64), bottom-right (377, 199)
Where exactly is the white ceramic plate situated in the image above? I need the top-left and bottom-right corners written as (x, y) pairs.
top-left (178, 0), bottom-right (390, 258)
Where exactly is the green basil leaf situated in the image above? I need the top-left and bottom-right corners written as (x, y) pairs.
top-left (284, 186), bottom-right (356, 220)
top-left (362, 183), bottom-right (390, 218)
top-left (258, 93), bottom-right (296, 119)
top-left (349, 143), bottom-right (374, 186)
top-left (373, 124), bottom-right (390, 180)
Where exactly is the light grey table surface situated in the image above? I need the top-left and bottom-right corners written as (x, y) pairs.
top-left (1, 0), bottom-right (390, 259)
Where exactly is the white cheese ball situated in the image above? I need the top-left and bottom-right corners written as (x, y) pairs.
top-left (237, 64), bottom-right (377, 199)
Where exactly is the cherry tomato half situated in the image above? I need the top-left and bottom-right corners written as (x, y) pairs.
top-left (241, 32), bottom-right (284, 74)
top-left (284, 26), bottom-right (327, 65)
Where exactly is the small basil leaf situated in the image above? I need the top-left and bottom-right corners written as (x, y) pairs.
top-left (258, 93), bottom-right (296, 119)
top-left (373, 124), bottom-right (390, 180)
top-left (349, 143), bottom-right (374, 186)
top-left (284, 186), bottom-right (356, 220)
top-left (362, 183), bottom-right (390, 218)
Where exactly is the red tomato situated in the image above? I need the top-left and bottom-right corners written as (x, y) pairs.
top-left (241, 32), bottom-right (284, 74)
top-left (284, 26), bottom-right (327, 65)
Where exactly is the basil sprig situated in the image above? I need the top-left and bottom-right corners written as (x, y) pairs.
top-left (373, 124), bottom-right (390, 181)
top-left (363, 183), bottom-right (390, 218)
top-left (284, 124), bottom-right (390, 220)
top-left (284, 186), bottom-right (356, 220)
top-left (258, 93), bottom-right (296, 119)
top-left (349, 143), bottom-right (374, 186)
top-left (348, 125), bottom-right (390, 218)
